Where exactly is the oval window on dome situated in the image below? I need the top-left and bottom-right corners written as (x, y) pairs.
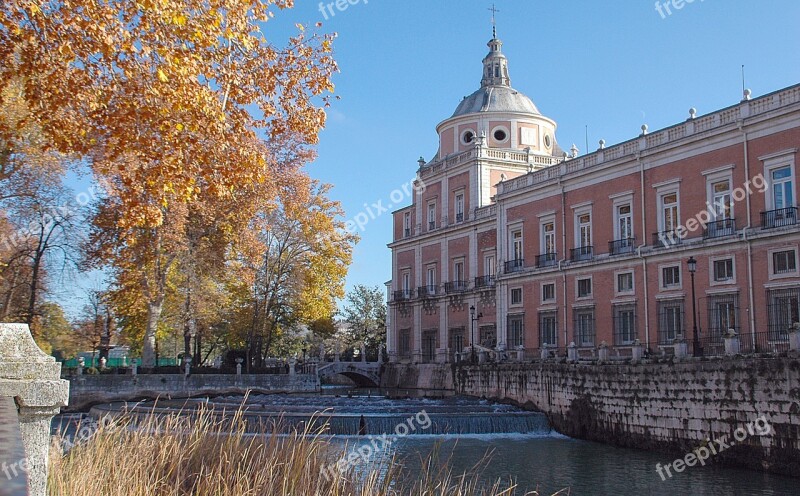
top-left (493, 128), bottom-right (508, 143)
top-left (544, 134), bottom-right (552, 148)
top-left (462, 130), bottom-right (475, 145)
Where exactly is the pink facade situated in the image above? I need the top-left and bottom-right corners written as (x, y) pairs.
top-left (386, 36), bottom-right (800, 364)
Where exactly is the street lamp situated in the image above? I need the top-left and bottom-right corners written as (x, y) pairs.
top-left (687, 256), bottom-right (702, 357)
top-left (470, 305), bottom-right (483, 364)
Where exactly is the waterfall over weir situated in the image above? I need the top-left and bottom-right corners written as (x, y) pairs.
top-left (90, 393), bottom-right (554, 437)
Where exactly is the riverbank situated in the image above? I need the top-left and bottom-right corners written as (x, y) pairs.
top-left (382, 357), bottom-right (800, 477)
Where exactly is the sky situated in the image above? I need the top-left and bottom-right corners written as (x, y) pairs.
top-left (56, 0), bottom-right (800, 316)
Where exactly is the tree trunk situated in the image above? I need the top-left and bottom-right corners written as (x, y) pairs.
top-left (25, 249), bottom-right (43, 326)
top-left (141, 297), bottom-right (164, 368)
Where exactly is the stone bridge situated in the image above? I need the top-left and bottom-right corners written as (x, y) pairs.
top-left (316, 360), bottom-right (382, 387)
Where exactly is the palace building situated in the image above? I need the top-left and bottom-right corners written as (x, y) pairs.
top-left (386, 33), bottom-right (800, 363)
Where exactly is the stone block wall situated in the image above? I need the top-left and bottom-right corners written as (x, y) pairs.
top-left (67, 374), bottom-right (319, 411)
top-left (383, 358), bottom-right (800, 476)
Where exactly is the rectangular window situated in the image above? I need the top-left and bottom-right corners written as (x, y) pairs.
top-left (542, 283), bottom-right (556, 302)
top-left (448, 327), bottom-right (465, 353)
top-left (662, 266), bottom-right (681, 288)
top-left (455, 193), bottom-right (465, 222)
top-left (485, 255), bottom-right (496, 277)
top-left (711, 179), bottom-right (732, 220)
top-left (613, 304), bottom-right (637, 345)
top-left (508, 314), bottom-right (525, 348)
top-left (399, 329), bottom-right (411, 358)
top-left (707, 293), bottom-right (739, 338)
top-left (403, 212), bottom-right (412, 237)
top-left (479, 325), bottom-right (497, 348)
top-left (511, 288), bottom-right (523, 305)
top-left (771, 166), bottom-right (794, 210)
top-left (577, 212), bottom-right (592, 248)
top-left (538, 311), bottom-right (558, 347)
top-left (402, 272), bottom-right (410, 292)
top-left (616, 204), bottom-right (633, 240)
top-left (773, 250), bottom-right (797, 275)
top-left (421, 330), bottom-right (437, 363)
top-left (427, 202), bottom-right (436, 230)
top-left (573, 308), bottom-right (595, 347)
top-left (511, 229), bottom-right (523, 261)
top-left (713, 259), bottom-right (734, 282)
top-left (542, 222), bottom-right (556, 254)
top-left (767, 287), bottom-right (800, 340)
top-left (426, 266), bottom-right (436, 287)
top-left (577, 278), bottom-right (592, 298)
top-left (453, 260), bottom-right (465, 281)
top-left (617, 272), bottom-right (634, 293)
top-left (661, 192), bottom-right (679, 232)
top-left (658, 299), bottom-right (685, 344)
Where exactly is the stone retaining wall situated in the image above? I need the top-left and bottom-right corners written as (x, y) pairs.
top-left (382, 358), bottom-right (800, 476)
top-left (67, 374), bottom-right (319, 411)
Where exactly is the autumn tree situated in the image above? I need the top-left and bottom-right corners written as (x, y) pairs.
top-left (4, 0), bottom-right (340, 366)
top-left (341, 285), bottom-right (387, 350)
top-left (241, 177), bottom-right (355, 367)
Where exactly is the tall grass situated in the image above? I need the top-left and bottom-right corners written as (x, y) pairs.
top-left (48, 404), bottom-right (545, 496)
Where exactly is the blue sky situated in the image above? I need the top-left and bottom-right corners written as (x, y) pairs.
top-left (57, 0), bottom-right (800, 315)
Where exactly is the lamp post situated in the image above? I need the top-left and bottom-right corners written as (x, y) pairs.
top-left (687, 256), bottom-right (702, 357)
top-left (470, 305), bottom-right (483, 364)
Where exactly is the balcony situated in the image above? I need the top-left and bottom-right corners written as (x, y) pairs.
top-left (536, 252), bottom-right (558, 268)
top-left (455, 212), bottom-right (464, 223)
top-left (609, 238), bottom-right (636, 255)
top-left (761, 207), bottom-right (798, 229)
top-left (393, 289), bottom-right (414, 301)
top-left (652, 230), bottom-right (682, 248)
top-left (428, 221), bottom-right (436, 231)
top-left (504, 259), bottom-right (525, 273)
top-left (474, 275), bottom-right (496, 288)
top-left (417, 285), bottom-right (438, 298)
top-left (703, 218), bottom-right (736, 239)
top-left (403, 228), bottom-right (411, 238)
top-left (570, 246), bottom-right (594, 262)
top-left (444, 280), bottom-right (469, 294)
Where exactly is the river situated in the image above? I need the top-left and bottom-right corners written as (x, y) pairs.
top-left (58, 391), bottom-right (798, 495)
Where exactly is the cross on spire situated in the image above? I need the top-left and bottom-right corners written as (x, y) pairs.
top-left (488, 4), bottom-right (500, 39)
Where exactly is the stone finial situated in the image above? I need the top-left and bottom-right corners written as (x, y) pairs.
top-left (640, 124), bottom-right (649, 136)
top-left (598, 139), bottom-right (606, 150)
top-left (689, 107), bottom-right (697, 119)
top-left (569, 144), bottom-right (579, 158)
top-left (743, 88), bottom-right (752, 101)
top-left (0, 324), bottom-right (70, 496)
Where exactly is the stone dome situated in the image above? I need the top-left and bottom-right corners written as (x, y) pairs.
top-left (451, 85), bottom-right (541, 118)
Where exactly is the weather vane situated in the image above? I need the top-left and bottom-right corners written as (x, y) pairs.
top-left (488, 4), bottom-right (500, 38)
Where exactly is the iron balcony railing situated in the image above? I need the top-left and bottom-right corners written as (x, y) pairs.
top-left (761, 207), bottom-right (798, 229)
top-left (504, 259), bottom-right (525, 273)
top-left (609, 238), bottom-right (636, 255)
top-left (536, 252), bottom-right (557, 268)
top-left (444, 280), bottom-right (470, 294)
top-left (393, 289), bottom-right (414, 301)
top-left (403, 228), bottom-right (411, 238)
top-left (474, 275), bottom-right (496, 288)
top-left (417, 285), bottom-right (438, 298)
top-left (570, 246), bottom-right (594, 262)
top-left (652, 230), bottom-right (683, 248)
top-left (455, 212), bottom-right (464, 223)
top-left (703, 218), bottom-right (736, 239)
top-left (428, 221), bottom-right (436, 231)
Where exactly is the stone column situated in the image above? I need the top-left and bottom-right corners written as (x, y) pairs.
top-left (567, 342), bottom-right (578, 363)
top-left (597, 341), bottom-right (609, 363)
top-left (790, 323), bottom-right (800, 352)
top-left (0, 323), bottom-right (70, 496)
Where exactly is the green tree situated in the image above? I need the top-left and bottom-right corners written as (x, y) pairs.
top-left (341, 285), bottom-right (386, 350)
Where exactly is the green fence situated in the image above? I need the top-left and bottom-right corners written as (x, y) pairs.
top-left (60, 357), bottom-right (178, 368)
